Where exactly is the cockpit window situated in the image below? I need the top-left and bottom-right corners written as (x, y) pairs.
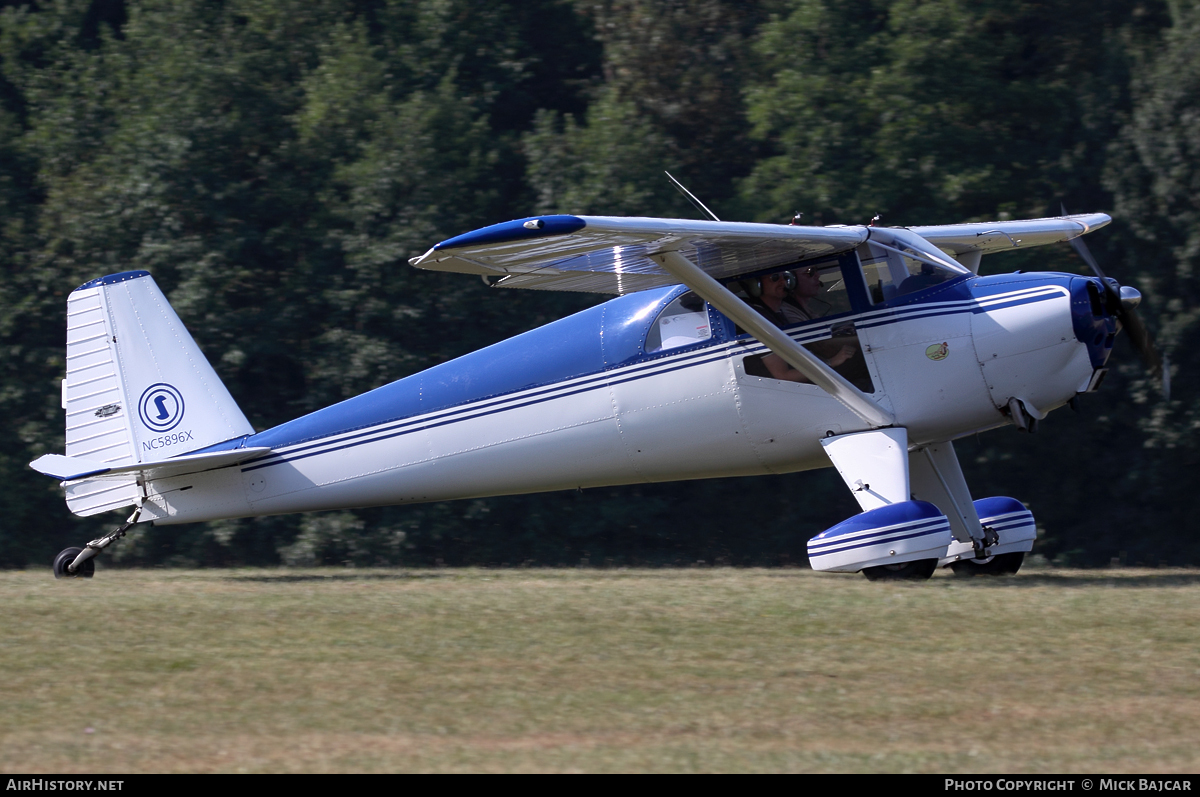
top-left (645, 291), bottom-right (712, 352)
top-left (787, 258), bottom-right (853, 321)
top-left (858, 228), bottom-right (970, 304)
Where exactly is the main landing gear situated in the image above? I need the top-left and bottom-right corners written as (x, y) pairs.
top-left (52, 507), bottom-right (141, 579)
top-left (860, 551), bottom-right (1025, 581)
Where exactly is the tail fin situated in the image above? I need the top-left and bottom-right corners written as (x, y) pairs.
top-left (58, 270), bottom-right (253, 515)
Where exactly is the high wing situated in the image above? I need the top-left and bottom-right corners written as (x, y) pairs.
top-left (409, 213), bottom-right (1111, 294)
top-left (410, 215), bottom-right (869, 294)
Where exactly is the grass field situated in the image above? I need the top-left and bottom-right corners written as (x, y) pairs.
top-left (2, 565), bottom-right (1198, 773)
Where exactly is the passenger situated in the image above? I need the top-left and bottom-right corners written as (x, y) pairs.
top-left (743, 269), bottom-right (854, 382)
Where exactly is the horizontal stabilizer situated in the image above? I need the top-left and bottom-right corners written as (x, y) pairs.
top-left (31, 447), bottom-right (271, 483)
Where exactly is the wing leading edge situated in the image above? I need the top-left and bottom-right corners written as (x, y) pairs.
top-left (410, 213), bottom-right (1112, 295)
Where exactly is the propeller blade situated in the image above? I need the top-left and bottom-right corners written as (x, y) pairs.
top-left (1063, 204), bottom-right (1124, 311)
top-left (1119, 305), bottom-right (1163, 377)
top-left (1065, 220), bottom-right (1108, 283)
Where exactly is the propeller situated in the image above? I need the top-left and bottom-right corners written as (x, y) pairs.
top-left (1062, 204), bottom-right (1168, 399)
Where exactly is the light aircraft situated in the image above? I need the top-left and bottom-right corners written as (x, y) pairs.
top-left (32, 196), bottom-right (1162, 580)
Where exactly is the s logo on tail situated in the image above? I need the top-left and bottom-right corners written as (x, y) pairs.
top-left (138, 383), bottom-right (185, 432)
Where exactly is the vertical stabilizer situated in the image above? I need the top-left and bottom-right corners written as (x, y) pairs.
top-left (61, 270), bottom-right (253, 515)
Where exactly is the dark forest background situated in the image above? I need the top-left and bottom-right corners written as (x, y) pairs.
top-left (1, 0), bottom-right (1196, 568)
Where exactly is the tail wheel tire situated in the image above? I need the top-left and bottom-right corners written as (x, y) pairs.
top-left (949, 551), bottom-right (1025, 577)
top-left (53, 547), bottom-right (94, 579)
top-left (861, 558), bottom-right (938, 581)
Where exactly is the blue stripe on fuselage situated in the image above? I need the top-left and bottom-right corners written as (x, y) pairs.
top-left (196, 286), bottom-right (685, 457)
top-left (189, 272), bottom-right (1074, 468)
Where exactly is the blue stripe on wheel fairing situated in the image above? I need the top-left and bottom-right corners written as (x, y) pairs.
top-left (980, 511), bottom-right (1033, 522)
top-left (807, 517), bottom-right (950, 553)
top-left (980, 512), bottom-right (1034, 528)
top-left (239, 282), bottom-right (1066, 473)
top-left (982, 519), bottom-right (1034, 533)
top-left (808, 522), bottom-right (951, 559)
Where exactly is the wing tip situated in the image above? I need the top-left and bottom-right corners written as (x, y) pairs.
top-left (433, 215), bottom-right (587, 252)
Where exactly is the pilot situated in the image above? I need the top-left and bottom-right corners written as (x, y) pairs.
top-left (744, 271), bottom-right (791, 327)
top-left (781, 266), bottom-right (822, 324)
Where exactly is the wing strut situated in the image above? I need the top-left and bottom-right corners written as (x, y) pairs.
top-left (650, 251), bottom-right (895, 429)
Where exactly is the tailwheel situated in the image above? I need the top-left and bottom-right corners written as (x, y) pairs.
top-left (51, 507), bottom-right (141, 580)
top-left (861, 558), bottom-right (938, 581)
top-left (950, 551), bottom-right (1025, 577)
top-left (53, 547), bottom-right (94, 579)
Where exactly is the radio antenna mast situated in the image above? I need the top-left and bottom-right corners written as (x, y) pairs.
top-left (665, 171), bottom-right (720, 222)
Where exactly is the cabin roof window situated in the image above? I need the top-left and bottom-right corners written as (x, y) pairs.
top-left (645, 291), bottom-right (712, 353)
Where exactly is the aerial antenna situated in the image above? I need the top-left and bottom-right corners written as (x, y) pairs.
top-left (665, 171), bottom-right (720, 222)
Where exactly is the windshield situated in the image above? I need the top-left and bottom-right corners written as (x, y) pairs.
top-left (858, 228), bottom-right (970, 304)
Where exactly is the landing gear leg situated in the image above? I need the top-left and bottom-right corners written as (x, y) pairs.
top-left (974, 524), bottom-right (1001, 560)
top-left (53, 507), bottom-right (141, 579)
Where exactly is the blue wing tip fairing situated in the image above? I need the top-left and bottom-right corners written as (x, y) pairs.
top-left (433, 215), bottom-right (586, 251)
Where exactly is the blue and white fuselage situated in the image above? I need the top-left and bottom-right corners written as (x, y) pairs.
top-left (34, 212), bottom-right (1124, 578)
top-left (146, 271), bottom-right (1101, 525)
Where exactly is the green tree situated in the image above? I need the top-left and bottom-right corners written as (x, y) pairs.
top-left (1100, 0), bottom-right (1200, 564)
top-left (0, 0), bottom-right (604, 567)
top-left (526, 0), bottom-right (770, 219)
top-left (742, 0), bottom-right (1164, 226)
